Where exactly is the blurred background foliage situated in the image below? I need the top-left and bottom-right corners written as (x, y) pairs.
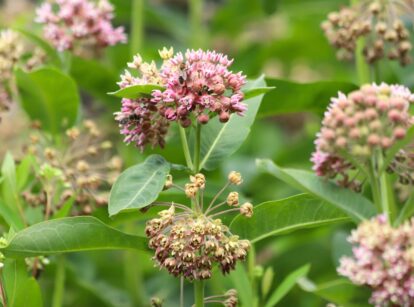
top-left (0, 0), bottom-right (411, 306)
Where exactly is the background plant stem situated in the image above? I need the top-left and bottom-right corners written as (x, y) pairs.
top-left (131, 0), bottom-right (144, 55)
top-left (179, 126), bottom-right (194, 171)
top-left (52, 255), bottom-right (66, 307)
top-left (248, 245), bottom-right (259, 307)
top-left (189, 0), bottom-right (204, 48)
top-left (194, 124), bottom-right (201, 173)
top-left (194, 280), bottom-right (205, 307)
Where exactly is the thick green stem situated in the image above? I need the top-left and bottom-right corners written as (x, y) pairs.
top-left (368, 164), bottom-right (382, 213)
top-left (194, 280), bottom-right (205, 307)
top-left (131, 0), bottom-right (144, 56)
top-left (248, 246), bottom-right (259, 307)
top-left (179, 126), bottom-right (194, 171)
top-left (52, 255), bottom-right (66, 307)
top-left (189, 0), bottom-right (204, 48)
top-left (376, 152), bottom-right (396, 222)
top-left (193, 124), bottom-right (201, 173)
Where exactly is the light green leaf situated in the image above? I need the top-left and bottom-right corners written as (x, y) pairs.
top-left (243, 86), bottom-right (275, 100)
top-left (0, 198), bottom-right (24, 230)
top-left (108, 84), bottom-right (165, 99)
top-left (230, 194), bottom-right (350, 243)
top-left (15, 67), bottom-right (80, 134)
top-left (298, 278), bottom-right (370, 306)
top-left (257, 159), bottom-right (376, 222)
top-left (199, 76), bottom-right (266, 170)
top-left (1, 216), bottom-right (147, 258)
top-left (108, 155), bottom-right (170, 216)
top-left (264, 264), bottom-right (310, 307)
top-left (3, 259), bottom-right (28, 307)
top-left (14, 277), bottom-right (43, 307)
top-left (16, 155), bottom-right (34, 191)
top-left (259, 78), bottom-right (357, 116)
top-left (229, 264), bottom-right (253, 307)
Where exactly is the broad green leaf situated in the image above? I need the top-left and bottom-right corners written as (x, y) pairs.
top-left (15, 67), bottom-right (80, 134)
top-left (298, 278), bottom-right (370, 306)
top-left (259, 78), bottom-right (357, 117)
top-left (15, 28), bottom-right (61, 67)
top-left (3, 259), bottom-right (28, 307)
top-left (1, 216), bottom-right (147, 258)
top-left (199, 76), bottom-right (266, 170)
top-left (229, 264), bottom-right (253, 307)
top-left (16, 155), bottom-right (34, 191)
top-left (257, 159), bottom-right (376, 222)
top-left (108, 155), bottom-right (170, 216)
top-left (14, 277), bottom-right (43, 307)
top-left (243, 86), bottom-right (275, 100)
top-left (264, 264), bottom-right (310, 307)
top-left (108, 84), bottom-right (165, 99)
top-left (230, 194), bottom-right (350, 243)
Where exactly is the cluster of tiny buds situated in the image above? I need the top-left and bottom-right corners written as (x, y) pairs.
top-left (145, 172), bottom-right (253, 280)
top-left (115, 47), bottom-right (246, 151)
top-left (312, 83), bottom-right (414, 187)
top-left (338, 215), bottom-right (414, 306)
top-left (322, 1), bottom-right (412, 65)
top-left (22, 120), bottom-right (122, 216)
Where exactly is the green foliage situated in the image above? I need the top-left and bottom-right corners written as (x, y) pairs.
top-left (259, 78), bottom-right (357, 116)
top-left (15, 67), bottom-right (80, 134)
top-left (108, 84), bottom-right (165, 99)
top-left (230, 194), bottom-right (350, 243)
top-left (258, 159), bottom-right (377, 222)
top-left (1, 217), bottom-right (147, 258)
top-left (199, 76), bottom-right (266, 170)
top-left (108, 155), bottom-right (171, 216)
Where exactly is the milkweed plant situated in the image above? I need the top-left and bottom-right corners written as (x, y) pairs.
top-left (0, 0), bottom-right (414, 306)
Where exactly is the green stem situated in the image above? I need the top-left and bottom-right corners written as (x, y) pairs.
top-left (351, 0), bottom-right (371, 85)
top-left (376, 152), bottom-right (396, 222)
top-left (179, 126), bottom-right (194, 171)
top-left (52, 255), bottom-right (66, 307)
top-left (189, 0), bottom-right (204, 48)
top-left (248, 246), bottom-right (259, 307)
top-left (194, 280), bottom-right (205, 307)
top-left (194, 124), bottom-right (201, 173)
top-left (368, 164), bottom-right (382, 213)
top-left (131, 0), bottom-right (144, 56)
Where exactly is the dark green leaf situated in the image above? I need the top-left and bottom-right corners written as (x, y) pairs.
top-left (1, 216), bottom-right (147, 258)
top-left (108, 155), bottom-right (170, 216)
top-left (257, 159), bottom-right (376, 222)
top-left (230, 194), bottom-right (350, 243)
top-left (199, 76), bottom-right (266, 170)
top-left (259, 78), bottom-right (357, 117)
top-left (264, 264), bottom-right (310, 307)
top-left (108, 84), bottom-right (165, 99)
top-left (15, 67), bottom-right (80, 134)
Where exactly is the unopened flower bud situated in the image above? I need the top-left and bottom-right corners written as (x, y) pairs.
top-left (227, 192), bottom-right (239, 206)
top-left (228, 171), bottom-right (243, 185)
top-left (240, 202), bottom-right (253, 217)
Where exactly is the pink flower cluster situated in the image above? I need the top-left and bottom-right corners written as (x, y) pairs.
top-left (312, 83), bottom-right (414, 186)
top-left (338, 215), bottom-right (414, 306)
top-left (115, 48), bottom-right (247, 150)
top-left (35, 0), bottom-right (126, 54)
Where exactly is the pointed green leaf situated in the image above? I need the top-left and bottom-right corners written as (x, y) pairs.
top-left (257, 159), bottom-right (376, 222)
top-left (230, 194), bottom-right (350, 243)
top-left (108, 84), bottom-right (165, 99)
top-left (243, 86), bottom-right (275, 100)
top-left (199, 76), bottom-right (266, 170)
top-left (108, 155), bottom-right (170, 216)
top-left (3, 259), bottom-right (28, 307)
top-left (264, 264), bottom-right (310, 307)
top-left (15, 67), bottom-right (80, 134)
top-left (1, 216), bottom-right (147, 258)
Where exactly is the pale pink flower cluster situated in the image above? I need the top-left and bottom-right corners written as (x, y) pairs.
top-left (312, 83), bottom-right (414, 187)
top-left (35, 0), bottom-right (126, 54)
top-left (115, 48), bottom-right (246, 151)
top-left (338, 215), bottom-right (414, 306)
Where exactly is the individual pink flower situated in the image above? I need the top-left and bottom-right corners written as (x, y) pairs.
top-left (35, 0), bottom-right (126, 55)
top-left (338, 215), bottom-right (414, 306)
